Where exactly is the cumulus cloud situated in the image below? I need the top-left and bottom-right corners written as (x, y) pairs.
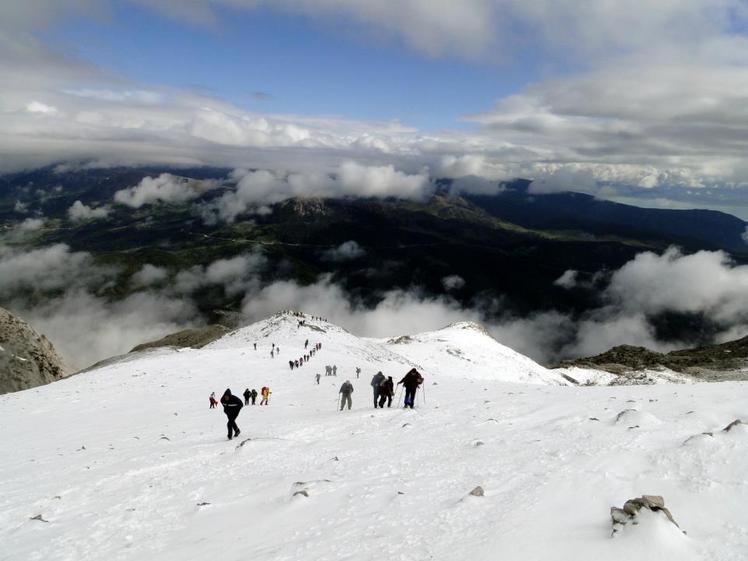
top-left (207, 163), bottom-right (431, 222)
top-left (4, 238), bottom-right (748, 370)
top-left (174, 253), bottom-right (267, 296)
top-left (2, 0), bottom-right (748, 217)
top-left (604, 247), bottom-right (748, 325)
top-left (67, 200), bottom-right (110, 221)
top-left (114, 173), bottom-right (218, 208)
top-left (13, 289), bottom-right (200, 371)
top-left (241, 275), bottom-right (479, 338)
top-left (553, 270), bottom-right (578, 289)
top-left (0, 244), bottom-right (115, 295)
top-left (17, 217), bottom-right (44, 231)
top-left (131, 264), bottom-right (168, 287)
top-left (0, 246), bottom-right (266, 369)
top-left (323, 241), bottom-right (366, 262)
top-left (441, 275), bottom-right (465, 291)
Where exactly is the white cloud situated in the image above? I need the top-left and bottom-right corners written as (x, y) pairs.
top-left (441, 275), bottom-right (465, 290)
top-left (0, 244), bottom-right (115, 295)
top-left (174, 253), bottom-right (267, 296)
top-left (26, 100), bottom-right (58, 114)
top-left (114, 173), bottom-right (218, 208)
top-left (553, 270), bottom-right (577, 289)
top-left (131, 264), bottom-right (169, 287)
top-left (17, 217), bottom-right (44, 231)
top-left (605, 247), bottom-right (748, 324)
top-left (241, 275), bottom-right (479, 338)
top-left (337, 161), bottom-right (430, 199)
top-left (13, 289), bottom-right (199, 370)
top-left (68, 200), bottom-right (110, 221)
top-left (207, 163), bottom-right (431, 222)
top-left (323, 241), bottom-right (366, 262)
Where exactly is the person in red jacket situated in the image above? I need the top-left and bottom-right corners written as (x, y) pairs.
top-left (209, 392), bottom-right (218, 409)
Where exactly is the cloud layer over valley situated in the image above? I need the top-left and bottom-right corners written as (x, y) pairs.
top-left (2, 242), bottom-right (746, 371)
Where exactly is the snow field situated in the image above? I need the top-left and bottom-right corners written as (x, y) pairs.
top-left (1, 313), bottom-right (746, 561)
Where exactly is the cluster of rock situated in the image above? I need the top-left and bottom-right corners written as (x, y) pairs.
top-left (558, 336), bottom-right (748, 382)
top-left (610, 495), bottom-right (683, 537)
top-left (0, 307), bottom-right (67, 394)
top-left (130, 324), bottom-right (230, 352)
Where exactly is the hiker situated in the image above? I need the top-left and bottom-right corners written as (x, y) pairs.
top-left (295, 359), bottom-right (300, 368)
top-left (379, 376), bottom-right (394, 408)
top-left (250, 388), bottom-right (258, 405)
top-left (339, 380), bottom-right (354, 411)
top-left (356, 366), bottom-right (361, 379)
top-left (316, 373), bottom-right (321, 385)
top-left (289, 360), bottom-right (294, 370)
top-left (242, 388), bottom-right (251, 406)
top-left (397, 368), bottom-right (424, 409)
top-left (209, 392), bottom-right (218, 409)
top-left (325, 365), bottom-right (331, 376)
top-left (332, 365), bottom-right (337, 376)
top-left (220, 388), bottom-right (243, 440)
top-left (371, 371), bottom-right (385, 407)
top-left (253, 342), bottom-right (257, 350)
top-left (305, 339), bottom-right (309, 349)
top-left (276, 346), bottom-right (280, 354)
top-left (260, 386), bottom-right (271, 405)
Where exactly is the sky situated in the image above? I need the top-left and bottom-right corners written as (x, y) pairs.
top-left (2, 1), bottom-right (748, 218)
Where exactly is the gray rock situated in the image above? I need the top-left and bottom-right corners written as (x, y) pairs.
top-left (723, 419), bottom-right (744, 432)
top-left (469, 486), bottom-right (485, 497)
top-left (612, 495), bottom-right (683, 537)
top-left (0, 307), bottom-right (67, 394)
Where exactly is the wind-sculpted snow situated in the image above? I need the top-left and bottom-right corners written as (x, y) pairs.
top-left (0, 313), bottom-right (747, 560)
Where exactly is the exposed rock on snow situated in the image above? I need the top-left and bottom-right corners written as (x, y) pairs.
top-left (469, 486), bottom-right (485, 497)
top-left (723, 419), bottom-right (744, 432)
top-left (611, 495), bottom-right (683, 537)
top-left (0, 307), bottom-right (67, 394)
top-left (130, 324), bottom-right (230, 352)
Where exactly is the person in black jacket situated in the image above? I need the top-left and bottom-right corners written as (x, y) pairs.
top-left (378, 376), bottom-right (394, 408)
top-left (250, 388), bottom-right (258, 405)
top-left (397, 368), bottom-right (424, 409)
top-left (220, 388), bottom-right (243, 440)
top-left (242, 388), bottom-right (251, 406)
top-left (371, 371), bottom-right (385, 407)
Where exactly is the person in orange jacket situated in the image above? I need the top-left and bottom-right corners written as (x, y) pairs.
top-left (260, 386), bottom-right (271, 405)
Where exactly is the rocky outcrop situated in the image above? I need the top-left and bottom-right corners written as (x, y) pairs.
top-left (610, 495), bottom-right (683, 537)
top-left (130, 324), bottom-right (231, 352)
top-left (0, 307), bottom-right (67, 394)
top-left (557, 336), bottom-right (748, 382)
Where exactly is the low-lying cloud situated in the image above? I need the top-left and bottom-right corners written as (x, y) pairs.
top-left (205, 162), bottom-right (431, 222)
top-left (322, 241), bottom-right (366, 262)
top-left (68, 200), bottom-right (110, 221)
top-left (114, 173), bottom-right (219, 208)
top-left (2, 242), bottom-right (747, 371)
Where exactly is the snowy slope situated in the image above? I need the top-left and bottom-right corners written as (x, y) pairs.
top-left (378, 321), bottom-right (567, 385)
top-left (1, 312), bottom-right (747, 561)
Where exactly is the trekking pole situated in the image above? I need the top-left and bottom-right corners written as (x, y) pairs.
top-left (396, 385), bottom-right (403, 406)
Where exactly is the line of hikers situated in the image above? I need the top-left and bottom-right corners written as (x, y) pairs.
top-left (338, 368), bottom-right (424, 411)
top-left (289, 342), bottom-right (321, 370)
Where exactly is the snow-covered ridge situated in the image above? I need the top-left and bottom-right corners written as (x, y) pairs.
top-left (1, 310), bottom-right (747, 560)
top-left (208, 311), bottom-right (566, 385)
